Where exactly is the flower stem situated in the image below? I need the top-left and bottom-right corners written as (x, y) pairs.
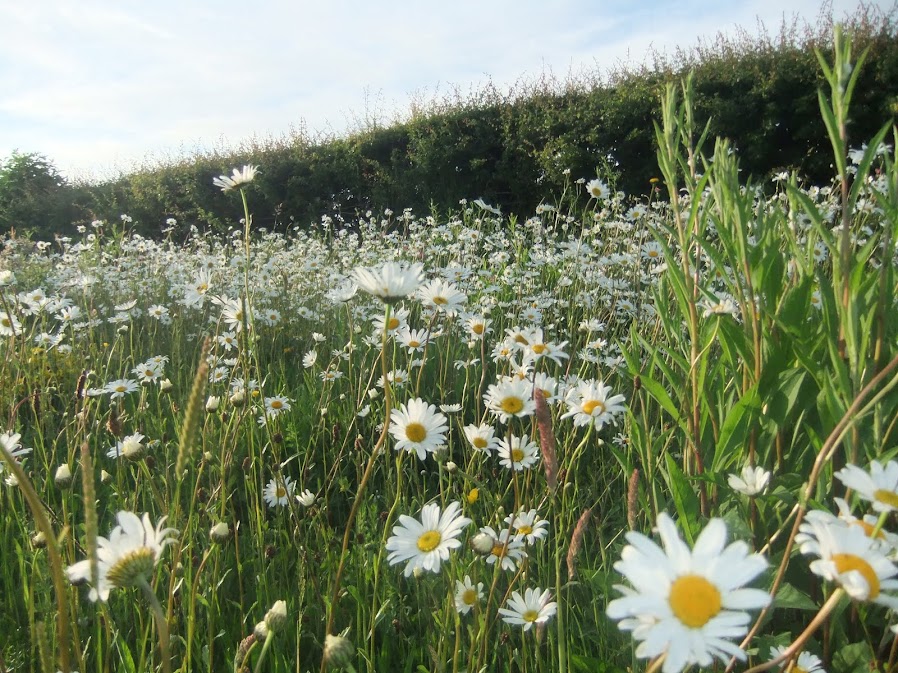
top-left (138, 576), bottom-right (172, 673)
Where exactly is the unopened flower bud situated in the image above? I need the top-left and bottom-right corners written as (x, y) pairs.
top-left (100, 469), bottom-right (112, 483)
top-left (32, 531), bottom-right (47, 548)
top-left (55, 464), bottom-right (72, 487)
top-left (229, 390), bottom-right (245, 406)
top-left (205, 395), bottom-right (221, 412)
top-left (160, 378), bottom-right (173, 393)
top-left (264, 599), bottom-right (287, 632)
top-left (445, 461), bottom-right (457, 473)
top-left (253, 620), bottom-right (269, 640)
top-left (324, 633), bottom-right (355, 669)
top-left (210, 522), bottom-right (230, 542)
top-left (471, 531), bottom-right (495, 555)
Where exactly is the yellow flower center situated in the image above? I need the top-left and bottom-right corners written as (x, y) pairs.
top-left (850, 520), bottom-right (885, 539)
top-left (472, 324), bottom-right (484, 335)
top-left (500, 397), bottom-right (524, 414)
top-left (874, 489), bottom-right (898, 509)
top-left (511, 448), bottom-right (524, 462)
top-left (387, 317), bottom-right (400, 330)
top-left (531, 344), bottom-right (547, 354)
top-left (276, 487), bottom-right (286, 498)
top-left (417, 530), bottom-right (442, 552)
top-left (405, 423), bottom-right (427, 443)
top-left (462, 589), bottom-right (477, 605)
top-left (582, 399), bottom-right (605, 415)
top-left (522, 609), bottom-right (539, 623)
top-left (491, 543), bottom-right (507, 557)
top-left (832, 553), bottom-right (880, 598)
top-left (408, 340), bottom-right (420, 348)
top-left (433, 296), bottom-right (447, 305)
top-left (115, 385), bottom-right (126, 393)
top-left (271, 400), bottom-right (283, 409)
top-left (518, 525), bottom-right (533, 535)
top-left (473, 437), bottom-right (488, 449)
top-left (669, 574), bottom-right (722, 628)
top-left (647, 250), bottom-right (659, 258)
top-left (514, 334), bottom-right (529, 345)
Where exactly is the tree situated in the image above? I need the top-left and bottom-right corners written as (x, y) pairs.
top-left (0, 151), bottom-right (73, 238)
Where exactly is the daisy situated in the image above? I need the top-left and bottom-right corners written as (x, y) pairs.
top-left (463, 423), bottom-right (501, 453)
top-left (0, 432), bottom-right (32, 468)
top-left (213, 164), bottom-right (258, 192)
top-left (263, 476), bottom-right (295, 508)
top-left (264, 396), bottom-right (292, 417)
top-left (728, 464), bottom-right (771, 497)
top-left (505, 508), bottom-right (550, 544)
top-left (560, 380), bottom-right (626, 430)
top-left (499, 587), bottom-right (557, 631)
top-left (302, 350), bottom-right (317, 368)
top-left (769, 646), bottom-right (825, 673)
top-left (497, 434), bottom-right (540, 471)
top-left (385, 501), bottom-right (471, 577)
top-left (454, 575), bottom-right (484, 615)
top-left (106, 433), bottom-right (146, 460)
top-left (0, 311), bottom-right (21, 336)
top-left (66, 511), bottom-right (177, 602)
top-left (481, 526), bottom-right (528, 571)
top-left (352, 261), bottom-right (424, 304)
top-left (835, 460), bottom-right (898, 513)
top-left (797, 514), bottom-right (898, 607)
top-left (606, 513), bottom-right (771, 673)
top-left (485, 378), bottom-right (535, 424)
top-left (417, 278), bottom-right (466, 315)
top-left (585, 178), bottom-right (610, 200)
top-left (397, 327), bottom-right (431, 353)
top-left (104, 378), bottom-right (139, 399)
top-left (217, 332), bottom-right (239, 351)
top-left (464, 316), bottom-right (492, 339)
top-left (389, 398), bottom-right (448, 460)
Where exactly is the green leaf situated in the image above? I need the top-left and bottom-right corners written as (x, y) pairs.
top-left (773, 582), bottom-right (817, 611)
top-left (663, 453), bottom-right (700, 544)
top-left (712, 385), bottom-right (761, 473)
top-left (832, 642), bottom-right (875, 673)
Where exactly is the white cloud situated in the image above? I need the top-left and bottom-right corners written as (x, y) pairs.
top-left (0, 0), bottom-right (887, 179)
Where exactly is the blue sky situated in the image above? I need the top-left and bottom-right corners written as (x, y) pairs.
top-left (0, 0), bottom-right (887, 180)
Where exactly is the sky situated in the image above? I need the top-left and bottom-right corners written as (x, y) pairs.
top-left (0, 0), bottom-right (890, 181)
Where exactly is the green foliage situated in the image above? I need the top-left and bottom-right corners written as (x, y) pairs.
top-left (0, 151), bottom-right (80, 238)
top-left (63, 6), bottom-right (898, 237)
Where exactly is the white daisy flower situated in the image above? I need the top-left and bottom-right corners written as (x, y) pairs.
top-left (66, 511), bottom-right (177, 602)
top-left (264, 396), bottom-right (292, 417)
top-left (560, 380), bottom-right (626, 430)
top-left (798, 514), bottom-right (898, 608)
top-left (505, 508), bottom-right (550, 544)
top-left (213, 164), bottom-right (258, 192)
top-left (463, 423), bottom-right (501, 454)
top-left (385, 501), bottom-right (471, 577)
top-left (485, 378), bottom-right (535, 424)
top-left (606, 513), bottom-right (771, 673)
top-left (454, 575), bottom-right (484, 615)
top-left (388, 398), bottom-right (448, 460)
top-left (835, 460), bottom-right (898, 513)
top-left (480, 526), bottom-right (527, 571)
top-left (499, 587), bottom-right (557, 631)
top-left (352, 262), bottom-right (424, 304)
top-left (769, 646), bottom-right (825, 672)
top-left (497, 434), bottom-right (540, 472)
top-left (263, 476), bottom-right (295, 508)
top-left (728, 464), bottom-right (771, 497)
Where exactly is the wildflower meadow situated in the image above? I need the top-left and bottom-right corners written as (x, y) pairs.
top-left (3, 27), bottom-right (898, 673)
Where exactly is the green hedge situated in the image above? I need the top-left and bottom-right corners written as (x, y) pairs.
top-left (6, 10), bottom-right (898, 239)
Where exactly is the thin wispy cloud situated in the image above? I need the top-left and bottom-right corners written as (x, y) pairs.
top-left (0, 0), bottom-right (883, 180)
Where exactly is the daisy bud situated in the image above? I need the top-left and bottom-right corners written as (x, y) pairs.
top-left (210, 522), bottom-right (230, 542)
top-left (203, 451), bottom-right (213, 462)
top-left (100, 469), bottom-right (112, 483)
top-left (471, 531), bottom-right (495, 555)
top-left (445, 461), bottom-right (458, 473)
top-left (54, 464), bottom-right (72, 487)
top-left (117, 325), bottom-right (128, 333)
top-left (32, 531), bottom-right (47, 548)
top-left (253, 620), bottom-right (269, 641)
top-left (160, 378), bottom-right (173, 393)
top-left (264, 600), bottom-right (287, 632)
top-left (324, 633), bottom-right (355, 669)
top-left (229, 389), bottom-right (245, 406)
top-left (296, 489), bottom-right (316, 507)
top-left (205, 395), bottom-right (221, 412)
